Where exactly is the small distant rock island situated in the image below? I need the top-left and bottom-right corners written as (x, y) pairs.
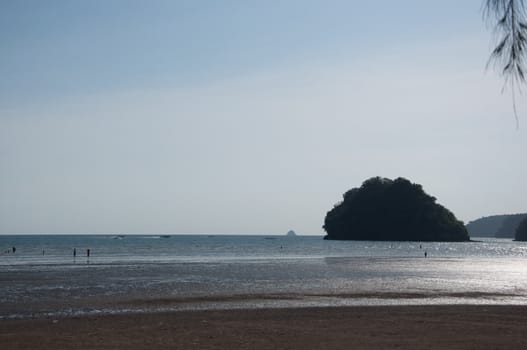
top-left (323, 177), bottom-right (470, 242)
top-left (286, 230), bottom-right (297, 236)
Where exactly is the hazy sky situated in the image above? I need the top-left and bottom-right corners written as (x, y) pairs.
top-left (1, 0), bottom-right (526, 234)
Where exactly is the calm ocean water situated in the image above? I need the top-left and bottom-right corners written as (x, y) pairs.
top-left (1, 234), bottom-right (527, 319)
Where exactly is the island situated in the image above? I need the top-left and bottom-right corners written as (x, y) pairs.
top-left (323, 177), bottom-right (470, 241)
top-left (465, 215), bottom-right (510, 237)
top-left (515, 217), bottom-right (527, 241)
top-left (286, 230), bottom-right (297, 237)
top-left (495, 214), bottom-right (527, 238)
top-left (466, 213), bottom-right (527, 238)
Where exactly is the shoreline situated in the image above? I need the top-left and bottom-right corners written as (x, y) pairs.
top-left (3, 290), bottom-right (526, 321)
top-left (2, 305), bottom-right (527, 349)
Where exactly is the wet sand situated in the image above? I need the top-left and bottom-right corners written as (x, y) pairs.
top-left (2, 305), bottom-right (527, 349)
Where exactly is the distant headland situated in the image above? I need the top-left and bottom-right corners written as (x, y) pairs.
top-left (323, 177), bottom-right (469, 242)
top-left (514, 217), bottom-right (527, 241)
top-left (466, 213), bottom-right (527, 238)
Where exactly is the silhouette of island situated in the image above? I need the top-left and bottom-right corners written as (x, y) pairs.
top-left (323, 177), bottom-right (469, 241)
top-left (466, 213), bottom-right (527, 238)
top-left (496, 214), bottom-right (527, 238)
top-left (465, 215), bottom-right (510, 237)
top-left (515, 217), bottom-right (527, 241)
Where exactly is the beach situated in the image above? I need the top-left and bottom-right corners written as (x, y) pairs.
top-left (2, 305), bottom-right (527, 349)
top-left (2, 236), bottom-right (527, 348)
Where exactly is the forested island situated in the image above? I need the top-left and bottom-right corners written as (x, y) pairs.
top-left (515, 217), bottom-right (527, 241)
top-left (323, 177), bottom-right (469, 241)
top-left (466, 213), bottom-right (527, 238)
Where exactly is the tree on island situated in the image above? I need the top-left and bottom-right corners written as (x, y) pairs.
top-left (515, 217), bottom-right (527, 241)
top-left (323, 177), bottom-right (470, 241)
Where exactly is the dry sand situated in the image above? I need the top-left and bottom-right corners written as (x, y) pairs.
top-left (2, 305), bottom-right (527, 349)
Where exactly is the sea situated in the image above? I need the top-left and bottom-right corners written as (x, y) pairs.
top-left (1, 234), bottom-right (527, 319)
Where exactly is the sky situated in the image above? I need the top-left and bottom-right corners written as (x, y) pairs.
top-left (1, 0), bottom-right (526, 234)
